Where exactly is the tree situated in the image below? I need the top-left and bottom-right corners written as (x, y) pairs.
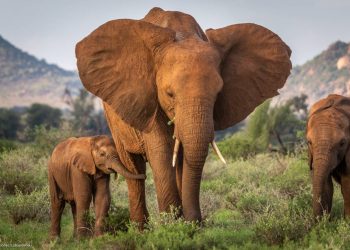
top-left (267, 95), bottom-right (307, 153)
top-left (71, 89), bottom-right (95, 133)
top-left (245, 100), bottom-right (270, 150)
top-left (26, 103), bottom-right (62, 129)
top-left (241, 95), bottom-right (308, 154)
top-left (70, 89), bottom-right (109, 134)
top-left (0, 108), bottom-right (20, 139)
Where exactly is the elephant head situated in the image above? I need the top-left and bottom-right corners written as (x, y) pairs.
top-left (306, 94), bottom-right (350, 217)
top-left (73, 136), bottom-right (146, 179)
top-left (75, 7), bottom-right (291, 221)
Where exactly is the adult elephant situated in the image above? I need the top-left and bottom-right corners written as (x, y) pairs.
top-left (75, 7), bottom-right (292, 224)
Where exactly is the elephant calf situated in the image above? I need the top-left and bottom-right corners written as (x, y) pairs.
top-left (307, 94), bottom-right (350, 218)
top-left (48, 135), bottom-right (146, 238)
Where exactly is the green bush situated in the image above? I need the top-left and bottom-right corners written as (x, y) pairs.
top-left (254, 205), bottom-right (314, 245)
top-left (273, 152), bottom-right (310, 198)
top-left (5, 187), bottom-right (50, 224)
top-left (217, 132), bottom-right (259, 160)
top-left (104, 204), bottom-right (130, 234)
top-left (142, 210), bottom-right (199, 250)
top-left (27, 125), bottom-right (76, 157)
top-left (305, 218), bottom-right (350, 249)
top-left (0, 146), bottom-right (47, 194)
top-left (236, 193), bottom-right (270, 215)
top-left (85, 203), bottom-right (131, 235)
top-left (0, 139), bottom-right (17, 153)
top-left (1, 148), bottom-right (349, 249)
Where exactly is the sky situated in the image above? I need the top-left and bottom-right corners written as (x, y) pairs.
top-left (0, 0), bottom-right (349, 71)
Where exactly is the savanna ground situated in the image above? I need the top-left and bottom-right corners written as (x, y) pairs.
top-left (1, 127), bottom-right (350, 250)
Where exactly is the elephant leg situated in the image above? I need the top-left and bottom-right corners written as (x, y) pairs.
top-left (341, 174), bottom-right (350, 217)
top-left (73, 172), bottom-right (93, 238)
top-left (147, 144), bottom-right (181, 213)
top-left (49, 198), bottom-right (65, 239)
top-left (93, 176), bottom-right (111, 236)
top-left (144, 111), bottom-right (181, 215)
top-left (70, 201), bottom-right (77, 237)
top-left (125, 154), bottom-right (148, 228)
top-left (76, 195), bottom-right (92, 238)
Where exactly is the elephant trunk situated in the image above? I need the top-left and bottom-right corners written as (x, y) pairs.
top-left (108, 157), bottom-right (146, 180)
top-left (312, 146), bottom-right (333, 217)
top-left (176, 98), bottom-right (214, 221)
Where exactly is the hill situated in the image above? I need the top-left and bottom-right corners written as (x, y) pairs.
top-left (278, 41), bottom-right (350, 105)
top-left (1, 34), bottom-right (349, 111)
top-left (0, 35), bottom-right (81, 108)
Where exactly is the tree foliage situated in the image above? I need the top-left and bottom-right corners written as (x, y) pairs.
top-left (267, 95), bottom-right (307, 153)
top-left (220, 95), bottom-right (308, 159)
top-left (26, 103), bottom-right (62, 129)
top-left (0, 108), bottom-right (21, 139)
top-left (245, 100), bottom-right (270, 150)
top-left (70, 89), bottom-right (109, 135)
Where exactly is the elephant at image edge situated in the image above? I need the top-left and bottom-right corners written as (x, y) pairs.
top-left (48, 136), bottom-right (145, 238)
top-left (306, 94), bottom-right (350, 217)
top-left (75, 7), bottom-right (292, 224)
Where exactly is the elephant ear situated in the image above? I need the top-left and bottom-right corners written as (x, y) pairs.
top-left (331, 94), bottom-right (350, 119)
top-left (206, 24), bottom-right (292, 130)
top-left (76, 19), bottom-right (175, 131)
top-left (308, 146), bottom-right (313, 170)
top-left (71, 138), bottom-right (96, 175)
top-left (309, 95), bottom-right (335, 117)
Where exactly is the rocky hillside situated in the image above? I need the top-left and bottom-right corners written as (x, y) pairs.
top-left (0, 34), bottom-right (349, 110)
top-left (0, 35), bottom-right (81, 108)
top-left (278, 41), bottom-right (350, 105)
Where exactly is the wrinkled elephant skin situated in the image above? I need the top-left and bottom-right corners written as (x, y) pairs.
top-left (75, 7), bottom-right (292, 223)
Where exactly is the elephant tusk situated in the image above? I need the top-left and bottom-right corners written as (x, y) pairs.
top-left (172, 138), bottom-right (180, 167)
top-left (168, 116), bottom-right (175, 126)
top-left (211, 141), bottom-right (227, 165)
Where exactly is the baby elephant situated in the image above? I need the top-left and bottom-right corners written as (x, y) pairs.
top-left (307, 94), bottom-right (350, 218)
top-left (48, 135), bottom-right (146, 238)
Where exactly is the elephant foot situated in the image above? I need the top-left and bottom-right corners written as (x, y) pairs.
top-left (183, 209), bottom-right (202, 223)
top-left (76, 226), bottom-right (93, 238)
top-left (94, 229), bottom-right (104, 237)
top-left (49, 234), bottom-right (60, 242)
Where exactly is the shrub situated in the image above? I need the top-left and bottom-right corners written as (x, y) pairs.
top-left (236, 193), bottom-right (270, 215)
top-left (0, 139), bottom-right (17, 153)
top-left (254, 204), bottom-right (314, 245)
top-left (273, 156), bottom-right (311, 198)
top-left (104, 204), bottom-right (130, 234)
top-left (305, 218), bottom-right (350, 249)
top-left (0, 146), bottom-right (47, 194)
top-left (200, 189), bottom-right (224, 219)
top-left (217, 132), bottom-right (259, 160)
top-left (85, 203), bottom-right (131, 235)
top-left (27, 125), bottom-right (76, 157)
top-left (5, 187), bottom-right (50, 224)
top-left (143, 210), bottom-right (199, 250)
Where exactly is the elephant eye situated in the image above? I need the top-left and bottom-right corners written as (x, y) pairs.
top-left (340, 139), bottom-right (346, 147)
top-left (307, 140), bottom-right (312, 146)
top-left (99, 151), bottom-right (106, 157)
top-left (166, 89), bottom-right (174, 98)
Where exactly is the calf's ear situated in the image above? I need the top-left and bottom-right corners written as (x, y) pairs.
top-left (71, 138), bottom-right (96, 175)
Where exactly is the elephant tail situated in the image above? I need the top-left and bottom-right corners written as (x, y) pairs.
top-left (48, 158), bottom-right (60, 203)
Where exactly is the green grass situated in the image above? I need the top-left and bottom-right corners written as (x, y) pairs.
top-left (1, 147), bottom-right (350, 249)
